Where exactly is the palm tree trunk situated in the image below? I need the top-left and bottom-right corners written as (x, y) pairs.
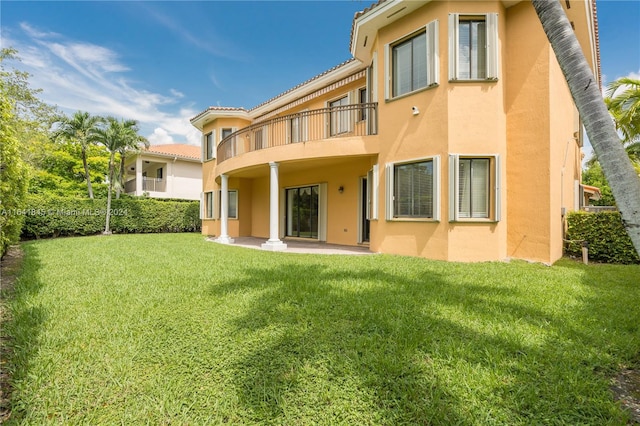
top-left (532, 0), bottom-right (640, 256)
top-left (104, 153), bottom-right (115, 235)
top-left (116, 153), bottom-right (125, 199)
top-left (81, 145), bottom-right (94, 199)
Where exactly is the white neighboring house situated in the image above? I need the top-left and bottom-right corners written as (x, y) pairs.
top-left (124, 144), bottom-right (202, 200)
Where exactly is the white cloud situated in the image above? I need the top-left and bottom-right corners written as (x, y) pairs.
top-left (147, 128), bottom-right (174, 145)
top-left (5, 22), bottom-right (200, 146)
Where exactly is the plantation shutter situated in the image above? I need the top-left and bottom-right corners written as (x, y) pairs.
top-left (213, 190), bottom-right (220, 220)
top-left (448, 14), bottom-right (459, 81)
top-left (426, 20), bottom-right (440, 87)
top-left (486, 13), bottom-right (499, 80)
top-left (210, 130), bottom-right (216, 160)
top-left (384, 42), bottom-right (391, 100)
top-left (448, 154), bottom-right (459, 221)
top-left (200, 134), bottom-right (205, 162)
top-left (385, 164), bottom-right (393, 220)
top-left (433, 156), bottom-right (441, 221)
top-left (494, 155), bottom-right (501, 221)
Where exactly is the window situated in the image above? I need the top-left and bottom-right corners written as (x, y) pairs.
top-left (386, 157), bottom-right (440, 220)
top-left (290, 112), bottom-right (308, 143)
top-left (329, 96), bottom-right (349, 136)
top-left (449, 155), bottom-right (500, 221)
top-left (221, 128), bottom-right (233, 141)
top-left (253, 128), bottom-right (265, 150)
top-left (156, 168), bottom-right (163, 179)
top-left (205, 191), bottom-right (214, 219)
top-left (385, 20), bottom-right (439, 100)
top-left (217, 189), bottom-right (238, 220)
top-left (448, 13), bottom-right (498, 81)
top-left (359, 88), bottom-right (368, 121)
top-left (203, 132), bottom-right (215, 161)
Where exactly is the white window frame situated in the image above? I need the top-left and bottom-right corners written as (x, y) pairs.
top-left (448, 13), bottom-right (499, 81)
top-left (216, 189), bottom-right (238, 220)
top-left (204, 191), bottom-right (214, 219)
top-left (448, 154), bottom-right (501, 222)
top-left (202, 130), bottom-right (215, 161)
top-left (367, 164), bottom-right (379, 221)
top-left (385, 156), bottom-right (440, 221)
top-left (358, 87), bottom-right (368, 122)
top-left (384, 20), bottom-right (439, 100)
top-left (289, 110), bottom-right (309, 143)
top-left (328, 94), bottom-right (352, 136)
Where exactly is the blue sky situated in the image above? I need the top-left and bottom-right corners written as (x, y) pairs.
top-left (1, 1), bottom-right (639, 147)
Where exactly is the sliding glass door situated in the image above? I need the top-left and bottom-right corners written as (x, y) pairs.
top-left (286, 186), bottom-right (319, 238)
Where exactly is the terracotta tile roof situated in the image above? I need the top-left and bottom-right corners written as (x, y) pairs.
top-left (248, 59), bottom-right (357, 112)
top-left (143, 144), bottom-right (200, 160)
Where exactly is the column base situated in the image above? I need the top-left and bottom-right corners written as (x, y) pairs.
top-left (214, 236), bottom-right (235, 244)
top-left (261, 239), bottom-right (287, 251)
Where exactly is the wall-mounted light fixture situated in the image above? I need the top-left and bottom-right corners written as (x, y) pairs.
top-left (412, 106), bottom-right (420, 116)
top-left (338, 186), bottom-right (344, 193)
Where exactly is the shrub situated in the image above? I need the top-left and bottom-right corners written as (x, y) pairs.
top-left (566, 211), bottom-right (639, 264)
top-left (21, 195), bottom-right (201, 239)
top-left (0, 89), bottom-right (29, 257)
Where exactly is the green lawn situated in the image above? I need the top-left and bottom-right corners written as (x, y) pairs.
top-left (4, 233), bottom-right (640, 424)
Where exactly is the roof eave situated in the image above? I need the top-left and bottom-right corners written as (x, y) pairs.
top-left (190, 108), bottom-right (251, 131)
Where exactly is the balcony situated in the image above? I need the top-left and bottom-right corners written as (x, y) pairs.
top-left (217, 102), bottom-right (378, 163)
top-left (124, 177), bottom-right (166, 193)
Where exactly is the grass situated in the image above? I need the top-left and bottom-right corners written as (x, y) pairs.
top-left (3, 233), bottom-right (640, 425)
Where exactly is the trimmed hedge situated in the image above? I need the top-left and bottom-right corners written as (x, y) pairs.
top-left (566, 211), bottom-right (639, 264)
top-left (21, 195), bottom-right (201, 239)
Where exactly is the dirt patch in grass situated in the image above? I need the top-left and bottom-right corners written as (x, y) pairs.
top-left (0, 245), bottom-right (23, 423)
top-left (612, 368), bottom-right (640, 424)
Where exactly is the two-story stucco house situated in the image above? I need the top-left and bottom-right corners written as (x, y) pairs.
top-left (190, 0), bottom-right (599, 264)
top-left (124, 144), bottom-right (202, 200)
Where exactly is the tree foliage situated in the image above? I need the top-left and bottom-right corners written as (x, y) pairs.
top-left (52, 111), bottom-right (105, 199)
top-left (0, 81), bottom-right (29, 256)
top-left (93, 117), bottom-right (147, 234)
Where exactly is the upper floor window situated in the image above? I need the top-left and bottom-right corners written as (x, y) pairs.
top-left (385, 20), bottom-right (439, 100)
top-left (448, 154), bottom-right (501, 221)
top-left (358, 88), bottom-right (368, 121)
top-left (329, 96), bottom-right (350, 136)
top-left (386, 156), bottom-right (440, 220)
top-left (290, 112), bottom-right (308, 143)
top-left (203, 132), bottom-right (215, 161)
top-left (448, 13), bottom-right (498, 81)
top-left (221, 128), bottom-right (233, 142)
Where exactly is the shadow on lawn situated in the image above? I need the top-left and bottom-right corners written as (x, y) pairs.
top-left (208, 259), bottom-right (636, 424)
top-left (2, 242), bottom-right (46, 423)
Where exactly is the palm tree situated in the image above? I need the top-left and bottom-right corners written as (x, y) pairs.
top-left (605, 77), bottom-right (640, 163)
top-left (52, 111), bottom-right (104, 199)
top-left (531, 0), bottom-right (640, 257)
top-left (94, 117), bottom-right (144, 234)
top-left (115, 135), bottom-right (149, 199)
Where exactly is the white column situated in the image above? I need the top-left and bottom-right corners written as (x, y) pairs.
top-left (135, 156), bottom-right (143, 195)
top-left (214, 174), bottom-right (234, 244)
top-left (262, 162), bottom-right (287, 251)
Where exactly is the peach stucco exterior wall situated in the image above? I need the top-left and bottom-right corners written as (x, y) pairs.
top-left (198, 0), bottom-right (591, 263)
top-left (504, 2), bottom-right (582, 264)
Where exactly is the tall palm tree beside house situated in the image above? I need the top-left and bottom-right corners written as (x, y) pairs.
top-left (605, 77), bottom-right (640, 164)
top-left (94, 117), bottom-right (144, 234)
top-left (115, 130), bottom-right (148, 199)
top-left (531, 0), bottom-right (640, 257)
top-left (52, 111), bottom-right (104, 199)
